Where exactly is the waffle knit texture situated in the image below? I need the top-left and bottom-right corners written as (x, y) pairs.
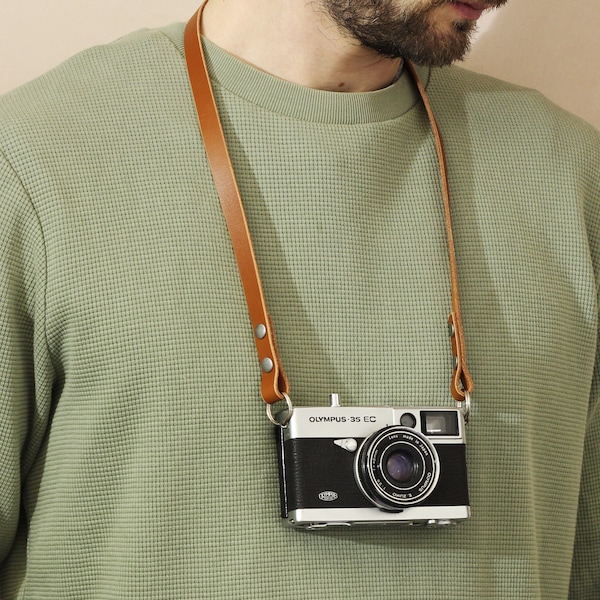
top-left (1, 22), bottom-right (599, 600)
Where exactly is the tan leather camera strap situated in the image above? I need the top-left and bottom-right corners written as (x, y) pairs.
top-left (183, 4), bottom-right (473, 405)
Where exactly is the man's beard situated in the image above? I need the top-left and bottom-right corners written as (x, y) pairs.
top-left (322, 0), bottom-right (504, 66)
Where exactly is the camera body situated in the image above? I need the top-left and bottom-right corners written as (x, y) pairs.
top-left (277, 395), bottom-right (469, 529)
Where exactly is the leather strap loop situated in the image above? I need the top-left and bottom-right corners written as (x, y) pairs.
top-left (184, 4), bottom-right (473, 404)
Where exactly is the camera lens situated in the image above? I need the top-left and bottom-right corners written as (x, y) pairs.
top-left (354, 426), bottom-right (439, 510)
top-left (386, 451), bottom-right (416, 483)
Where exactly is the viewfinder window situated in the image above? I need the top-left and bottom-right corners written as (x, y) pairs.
top-left (422, 411), bottom-right (459, 436)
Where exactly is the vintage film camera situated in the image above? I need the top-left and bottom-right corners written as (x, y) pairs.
top-left (276, 394), bottom-right (470, 528)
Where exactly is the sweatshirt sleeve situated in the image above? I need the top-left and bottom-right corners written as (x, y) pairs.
top-left (569, 136), bottom-right (600, 599)
top-left (569, 340), bottom-right (600, 599)
top-left (0, 151), bottom-right (55, 563)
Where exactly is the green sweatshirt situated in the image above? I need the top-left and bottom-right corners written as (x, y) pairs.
top-left (1, 22), bottom-right (599, 599)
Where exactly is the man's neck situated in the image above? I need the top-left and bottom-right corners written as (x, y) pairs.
top-left (201, 0), bottom-right (403, 92)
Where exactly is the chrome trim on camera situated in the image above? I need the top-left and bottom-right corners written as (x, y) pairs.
top-left (287, 505), bottom-right (471, 529)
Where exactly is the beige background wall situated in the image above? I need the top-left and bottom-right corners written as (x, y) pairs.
top-left (1, 1), bottom-right (599, 129)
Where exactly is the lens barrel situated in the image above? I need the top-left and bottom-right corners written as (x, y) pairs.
top-left (355, 426), bottom-right (440, 509)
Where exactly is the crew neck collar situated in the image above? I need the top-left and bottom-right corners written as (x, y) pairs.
top-left (163, 22), bottom-right (431, 125)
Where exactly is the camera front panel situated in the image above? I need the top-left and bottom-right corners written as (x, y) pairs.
top-left (276, 405), bottom-right (469, 527)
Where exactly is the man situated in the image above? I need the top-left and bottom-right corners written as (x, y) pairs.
top-left (1, 0), bottom-right (598, 598)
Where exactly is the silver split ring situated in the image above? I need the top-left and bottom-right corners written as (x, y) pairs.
top-left (457, 390), bottom-right (471, 424)
top-left (266, 393), bottom-right (294, 428)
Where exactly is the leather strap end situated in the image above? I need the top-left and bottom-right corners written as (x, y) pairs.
top-left (260, 371), bottom-right (290, 405)
top-left (258, 316), bottom-right (290, 404)
top-left (448, 313), bottom-right (474, 402)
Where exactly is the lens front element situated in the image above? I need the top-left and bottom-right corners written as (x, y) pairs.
top-left (386, 451), bottom-right (418, 483)
top-left (355, 426), bottom-right (440, 509)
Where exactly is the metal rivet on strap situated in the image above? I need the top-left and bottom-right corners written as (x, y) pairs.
top-left (448, 322), bottom-right (455, 338)
top-left (261, 358), bottom-right (274, 373)
top-left (255, 324), bottom-right (267, 340)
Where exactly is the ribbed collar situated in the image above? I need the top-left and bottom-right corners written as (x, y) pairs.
top-left (163, 22), bottom-right (430, 125)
